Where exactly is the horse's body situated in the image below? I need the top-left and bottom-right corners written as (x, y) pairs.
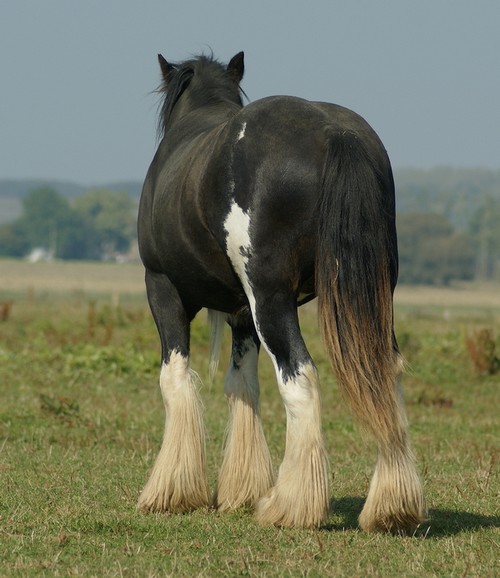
top-left (137, 52), bottom-right (425, 532)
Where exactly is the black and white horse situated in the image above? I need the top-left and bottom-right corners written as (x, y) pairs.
top-left (137, 52), bottom-right (425, 532)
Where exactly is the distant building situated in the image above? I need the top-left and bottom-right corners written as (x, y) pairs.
top-left (26, 247), bottom-right (54, 262)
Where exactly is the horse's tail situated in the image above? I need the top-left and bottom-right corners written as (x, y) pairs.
top-left (316, 131), bottom-right (403, 446)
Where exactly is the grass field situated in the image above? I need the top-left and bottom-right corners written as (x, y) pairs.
top-left (0, 259), bottom-right (498, 577)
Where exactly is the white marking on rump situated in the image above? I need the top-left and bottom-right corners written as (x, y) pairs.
top-left (224, 204), bottom-right (280, 379)
top-left (223, 202), bottom-right (286, 384)
top-left (223, 201), bottom-right (255, 310)
top-left (237, 121), bottom-right (247, 141)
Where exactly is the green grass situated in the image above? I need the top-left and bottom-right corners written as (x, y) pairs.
top-left (0, 289), bottom-right (498, 577)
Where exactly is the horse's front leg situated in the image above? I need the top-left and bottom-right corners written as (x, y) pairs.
top-left (138, 270), bottom-right (210, 513)
top-left (213, 312), bottom-right (274, 511)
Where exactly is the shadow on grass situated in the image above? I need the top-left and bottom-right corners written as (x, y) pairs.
top-left (324, 497), bottom-right (500, 537)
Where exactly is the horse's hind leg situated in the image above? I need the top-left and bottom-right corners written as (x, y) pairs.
top-left (358, 360), bottom-right (425, 534)
top-left (251, 292), bottom-right (329, 529)
top-left (213, 312), bottom-right (274, 511)
top-left (138, 270), bottom-right (210, 513)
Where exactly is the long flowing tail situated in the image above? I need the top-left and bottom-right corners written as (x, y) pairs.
top-left (316, 131), bottom-right (426, 533)
top-left (316, 131), bottom-right (403, 446)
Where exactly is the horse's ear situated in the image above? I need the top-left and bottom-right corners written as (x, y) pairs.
top-left (158, 54), bottom-right (175, 82)
top-left (227, 51), bottom-right (244, 83)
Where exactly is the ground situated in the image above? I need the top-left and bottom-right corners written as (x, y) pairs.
top-left (0, 259), bottom-right (498, 577)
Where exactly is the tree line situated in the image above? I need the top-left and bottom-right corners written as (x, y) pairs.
top-left (397, 197), bottom-right (500, 284)
top-left (0, 184), bottom-right (499, 284)
top-left (0, 187), bottom-right (135, 261)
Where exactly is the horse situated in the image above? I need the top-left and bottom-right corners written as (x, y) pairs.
top-left (137, 51), bottom-right (425, 532)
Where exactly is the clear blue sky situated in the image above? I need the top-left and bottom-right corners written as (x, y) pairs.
top-left (1, 0), bottom-right (498, 185)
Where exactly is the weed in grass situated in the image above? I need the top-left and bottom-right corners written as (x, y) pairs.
top-left (465, 328), bottom-right (500, 375)
top-left (0, 300), bottom-right (13, 321)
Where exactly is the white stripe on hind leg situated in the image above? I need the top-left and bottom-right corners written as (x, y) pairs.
top-left (224, 201), bottom-right (328, 526)
top-left (138, 351), bottom-right (210, 513)
top-left (214, 338), bottom-right (274, 511)
top-left (255, 363), bottom-right (329, 528)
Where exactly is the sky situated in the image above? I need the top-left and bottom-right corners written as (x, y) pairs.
top-left (1, 0), bottom-right (499, 185)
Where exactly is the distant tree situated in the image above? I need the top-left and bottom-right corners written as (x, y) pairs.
top-left (0, 220), bottom-right (30, 257)
top-left (397, 213), bottom-right (475, 285)
top-left (0, 186), bottom-right (137, 260)
top-left (395, 167), bottom-right (500, 230)
top-left (74, 189), bottom-right (135, 257)
top-left (56, 211), bottom-right (95, 260)
top-left (17, 187), bottom-right (100, 259)
top-left (19, 187), bottom-right (74, 253)
top-left (469, 197), bottom-right (500, 280)
top-left (0, 187), bottom-right (95, 259)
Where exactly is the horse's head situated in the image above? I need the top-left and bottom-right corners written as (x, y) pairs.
top-left (157, 52), bottom-right (245, 135)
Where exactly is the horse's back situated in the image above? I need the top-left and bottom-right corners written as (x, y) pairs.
top-left (138, 93), bottom-right (393, 314)
top-left (221, 95), bottom-right (390, 210)
top-left (233, 95), bottom-right (385, 152)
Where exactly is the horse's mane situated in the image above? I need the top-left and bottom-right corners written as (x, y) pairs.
top-left (157, 54), bottom-right (244, 138)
